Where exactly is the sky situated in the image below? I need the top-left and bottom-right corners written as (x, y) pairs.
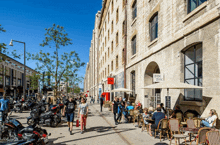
top-left (1, 0), bottom-right (102, 88)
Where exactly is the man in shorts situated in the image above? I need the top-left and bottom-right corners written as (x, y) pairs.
top-left (63, 97), bottom-right (76, 135)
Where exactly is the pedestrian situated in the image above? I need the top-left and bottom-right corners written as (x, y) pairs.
top-left (62, 97), bottom-right (77, 135)
top-left (0, 94), bottom-right (10, 120)
top-left (90, 96), bottom-right (93, 104)
top-left (112, 97), bottom-right (119, 125)
top-left (117, 97), bottom-right (125, 123)
top-left (160, 103), bottom-right (166, 114)
top-left (97, 96), bottom-right (99, 104)
top-left (100, 95), bottom-right (104, 112)
top-left (93, 96), bottom-right (95, 104)
top-left (77, 97), bottom-right (89, 134)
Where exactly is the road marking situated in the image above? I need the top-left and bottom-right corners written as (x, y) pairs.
top-left (92, 105), bottom-right (133, 145)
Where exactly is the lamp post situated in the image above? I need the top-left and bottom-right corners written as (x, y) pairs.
top-left (9, 39), bottom-right (26, 100)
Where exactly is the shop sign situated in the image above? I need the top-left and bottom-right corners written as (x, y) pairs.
top-left (153, 74), bottom-right (163, 83)
top-left (107, 77), bottom-right (114, 84)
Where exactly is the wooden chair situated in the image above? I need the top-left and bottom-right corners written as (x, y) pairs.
top-left (190, 127), bottom-right (211, 145)
top-left (128, 109), bottom-right (134, 123)
top-left (184, 112), bottom-right (195, 121)
top-left (155, 119), bottom-right (169, 142)
top-left (206, 130), bottom-right (220, 145)
top-left (211, 119), bottom-right (217, 128)
top-left (169, 119), bottom-right (187, 145)
top-left (176, 112), bottom-right (183, 122)
top-left (193, 118), bottom-right (201, 128)
top-left (132, 110), bottom-right (139, 125)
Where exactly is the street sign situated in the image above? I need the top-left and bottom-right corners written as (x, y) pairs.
top-left (153, 74), bottom-right (163, 83)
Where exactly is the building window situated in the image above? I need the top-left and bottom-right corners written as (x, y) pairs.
top-left (111, 61), bottom-right (114, 71)
top-left (108, 30), bottom-right (110, 40)
top-left (105, 21), bottom-right (106, 30)
top-left (116, 8), bottom-right (119, 23)
top-left (13, 78), bottom-right (16, 86)
top-left (111, 21), bottom-right (114, 33)
top-left (131, 71), bottom-right (135, 96)
top-left (111, 41), bottom-right (114, 53)
top-left (122, 21), bottom-right (125, 36)
top-left (111, 0), bottom-right (114, 13)
top-left (150, 13), bottom-right (158, 42)
top-left (188, 0), bottom-right (207, 14)
top-left (116, 32), bottom-right (119, 45)
top-left (105, 53), bottom-right (106, 62)
top-left (108, 47), bottom-right (110, 58)
top-left (131, 35), bottom-right (136, 55)
top-left (105, 37), bottom-right (106, 46)
top-left (108, 65), bottom-right (109, 75)
top-left (184, 43), bottom-right (202, 101)
top-left (18, 79), bottom-right (21, 86)
top-left (105, 68), bottom-right (106, 77)
top-left (132, 0), bottom-right (137, 20)
top-left (6, 76), bottom-right (10, 86)
top-left (116, 55), bottom-right (118, 69)
top-left (122, 49), bottom-right (125, 64)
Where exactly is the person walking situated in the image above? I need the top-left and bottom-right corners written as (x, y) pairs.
top-left (0, 94), bottom-right (10, 121)
top-left (112, 97), bottom-right (119, 125)
top-left (117, 97), bottom-right (125, 123)
top-left (77, 97), bottom-right (89, 134)
top-left (100, 95), bottom-right (104, 112)
top-left (62, 97), bottom-right (77, 135)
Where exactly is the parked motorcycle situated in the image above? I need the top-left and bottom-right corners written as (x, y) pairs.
top-left (27, 103), bottom-right (63, 127)
top-left (14, 100), bottom-right (23, 113)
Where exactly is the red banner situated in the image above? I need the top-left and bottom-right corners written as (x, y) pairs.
top-left (108, 78), bottom-right (114, 84)
top-left (87, 91), bottom-right (89, 92)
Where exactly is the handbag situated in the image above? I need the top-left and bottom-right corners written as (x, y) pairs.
top-left (76, 119), bottom-right (79, 127)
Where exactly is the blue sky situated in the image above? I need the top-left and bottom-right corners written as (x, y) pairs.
top-left (1, 0), bottom-right (102, 88)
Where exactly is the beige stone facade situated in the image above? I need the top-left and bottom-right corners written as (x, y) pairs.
top-left (84, 0), bottom-right (220, 116)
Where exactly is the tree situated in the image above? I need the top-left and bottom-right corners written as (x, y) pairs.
top-left (29, 24), bottom-right (85, 99)
top-left (73, 86), bottom-right (81, 94)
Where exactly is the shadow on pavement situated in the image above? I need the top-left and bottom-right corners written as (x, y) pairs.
top-left (56, 128), bottom-right (136, 144)
top-left (85, 126), bottom-right (116, 133)
top-left (154, 143), bottom-right (168, 145)
top-left (48, 136), bottom-right (66, 145)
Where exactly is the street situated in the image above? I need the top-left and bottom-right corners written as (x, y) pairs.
top-left (12, 102), bottom-right (170, 145)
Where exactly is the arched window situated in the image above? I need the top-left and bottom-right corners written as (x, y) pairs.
top-left (184, 43), bottom-right (202, 101)
top-left (149, 13), bottom-right (158, 41)
top-left (131, 35), bottom-right (136, 55)
top-left (131, 71), bottom-right (135, 96)
top-left (132, 0), bottom-right (137, 20)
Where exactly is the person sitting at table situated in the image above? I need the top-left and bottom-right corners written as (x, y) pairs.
top-left (169, 105), bottom-right (183, 119)
top-left (124, 102), bottom-right (134, 123)
top-left (160, 103), bottom-right (166, 114)
top-left (148, 107), bottom-right (154, 116)
top-left (201, 109), bottom-right (218, 127)
top-left (142, 108), bottom-right (150, 124)
top-left (150, 107), bottom-right (165, 136)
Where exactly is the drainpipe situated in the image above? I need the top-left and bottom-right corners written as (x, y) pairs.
top-left (124, 0), bottom-right (127, 89)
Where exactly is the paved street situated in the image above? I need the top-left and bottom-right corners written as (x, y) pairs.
top-left (12, 103), bottom-right (173, 145)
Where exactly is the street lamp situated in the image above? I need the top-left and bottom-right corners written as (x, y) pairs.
top-left (9, 39), bottom-right (26, 100)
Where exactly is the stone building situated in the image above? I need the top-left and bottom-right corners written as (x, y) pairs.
top-left (0, 54), bottom-right (39, 97)
top-left (84, 0), bottom-right (220, 116)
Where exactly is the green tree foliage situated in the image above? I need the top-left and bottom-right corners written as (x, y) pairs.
top-left (27, 73), bottom-right (41, 91)
top-left (28, 24), bottom-right (85, 98)
top-left (73, 86), bottom-right (81, 94)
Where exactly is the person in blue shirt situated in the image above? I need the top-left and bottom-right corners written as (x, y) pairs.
top-left (0, 94), bottom-right (10, 113)
top-left (151, 107), bottom-right (165, 136)
top-left (124, 102), bottom-right (134, 123)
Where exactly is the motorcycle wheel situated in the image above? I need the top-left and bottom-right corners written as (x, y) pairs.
top-left (50, 121), bottom-right (58, 127)
top-left (27, 118), bottom-right (34, 126)
top-left (36, 139), bottom-right (45, 145)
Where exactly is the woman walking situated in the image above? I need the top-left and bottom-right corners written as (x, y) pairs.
top-left (77, 97), bottom-right (89, 134)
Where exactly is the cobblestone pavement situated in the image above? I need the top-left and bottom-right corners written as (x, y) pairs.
top-left (11, 103), bottom-right (188, 145)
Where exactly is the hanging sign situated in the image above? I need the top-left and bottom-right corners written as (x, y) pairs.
top-left (153, 74), bottom-right (163, 83)
top-left (107, 78), bottom-right (114, 84)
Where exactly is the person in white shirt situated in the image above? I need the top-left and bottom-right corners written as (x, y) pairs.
top-left (201, 109), bottom-right (218, 127)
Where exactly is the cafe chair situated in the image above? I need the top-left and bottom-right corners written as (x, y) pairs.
top-left (190, 127), bottom-right (211, 145)
top-left (155, 119), bottom-right (169, 142)
top-left (193, 118), bottom-right (201, 128)
top-left (169, 119), bottom-right (188, 145)
top-left (206, 130), bottom-right (220, 145)
top-left (128, 109), bottom-right (134, 123)
top-left (133, 110), bottom-right (139, 125)
top-left (184, 112), bottom-right (195, 121)
top-left (141, 117), bottom-right (149, 132)
top-left (176, 112), bottom-right (183, 122)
